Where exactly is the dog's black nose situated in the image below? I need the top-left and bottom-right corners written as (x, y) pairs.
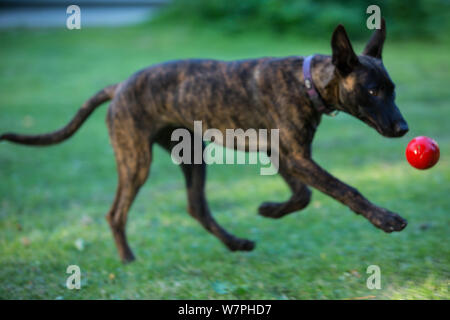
top-left (393, 121), bottom-right (409, 137)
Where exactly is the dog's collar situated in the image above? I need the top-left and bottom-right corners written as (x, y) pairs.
top-left (303, 55), bottom-right (338, 116)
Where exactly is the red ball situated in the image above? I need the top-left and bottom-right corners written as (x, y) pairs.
top-left (406, 136), bottom-right (440, 170)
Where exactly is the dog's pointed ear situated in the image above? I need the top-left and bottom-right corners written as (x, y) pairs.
top-left (363, 18), bottom-right (386, 59)
top-left (331, 24), bottom-right (359, 75)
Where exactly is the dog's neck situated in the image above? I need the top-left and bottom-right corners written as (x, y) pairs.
top-left (309, 55), bottom-right (341, 111)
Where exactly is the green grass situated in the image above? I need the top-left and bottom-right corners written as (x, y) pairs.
top-left (0, 24), bottom-right (449, 300)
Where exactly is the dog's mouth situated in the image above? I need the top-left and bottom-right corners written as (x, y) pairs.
top-left (361, 115), bottom-right (386, 135)
top-left (356, 108), bottom-right (407, 138)
top-left (356, 110), bottom-right (384, 134)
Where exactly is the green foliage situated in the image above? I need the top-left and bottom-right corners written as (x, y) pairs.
top-left (156, 0), bottom-right (450, 39)
top-left (0, 24), bottom-right (449, 299)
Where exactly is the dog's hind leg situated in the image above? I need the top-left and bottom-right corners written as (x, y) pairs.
top-left (180, 154), bottom-right (255, 251)
top-left (156, 128), bottom-right (255, 251)
top-left (106, 108), bottom-right (154, 263)
top-left (258, 160), bottom-right (312, 219)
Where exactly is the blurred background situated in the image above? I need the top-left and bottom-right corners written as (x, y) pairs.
top-left (0, 0), bottom-right (448, 299)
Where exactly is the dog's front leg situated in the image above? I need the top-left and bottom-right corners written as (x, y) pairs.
top-left (285, 155), bottom-right (407, 232)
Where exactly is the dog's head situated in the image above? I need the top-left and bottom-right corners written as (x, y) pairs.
top-left (331, 19), bottom-right (408, 138)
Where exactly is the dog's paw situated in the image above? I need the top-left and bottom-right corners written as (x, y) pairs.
top-left (226, 238), bottom-right (255, 252)
top-left (120, 250), bottom-right (136, 264)
top-left (371, 209), bottom-right (407, 233)
top-left (258, 202), bottom-right (282, 218)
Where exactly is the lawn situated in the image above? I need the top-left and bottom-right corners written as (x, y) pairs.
top-left (0, 24), bottom-right (448, 299)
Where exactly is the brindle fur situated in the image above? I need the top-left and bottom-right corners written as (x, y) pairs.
top-left (1, 21), bottom-right (409, 263)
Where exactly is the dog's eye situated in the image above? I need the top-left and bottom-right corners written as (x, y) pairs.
top-left (368, 89), bottom-right (378, 96)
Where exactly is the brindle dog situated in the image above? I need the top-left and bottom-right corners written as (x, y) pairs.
top-left (1, 20), bottom-right (409, 263)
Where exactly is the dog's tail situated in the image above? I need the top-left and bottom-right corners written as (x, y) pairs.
top-left (0, 84), bottom-right (118, 146)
